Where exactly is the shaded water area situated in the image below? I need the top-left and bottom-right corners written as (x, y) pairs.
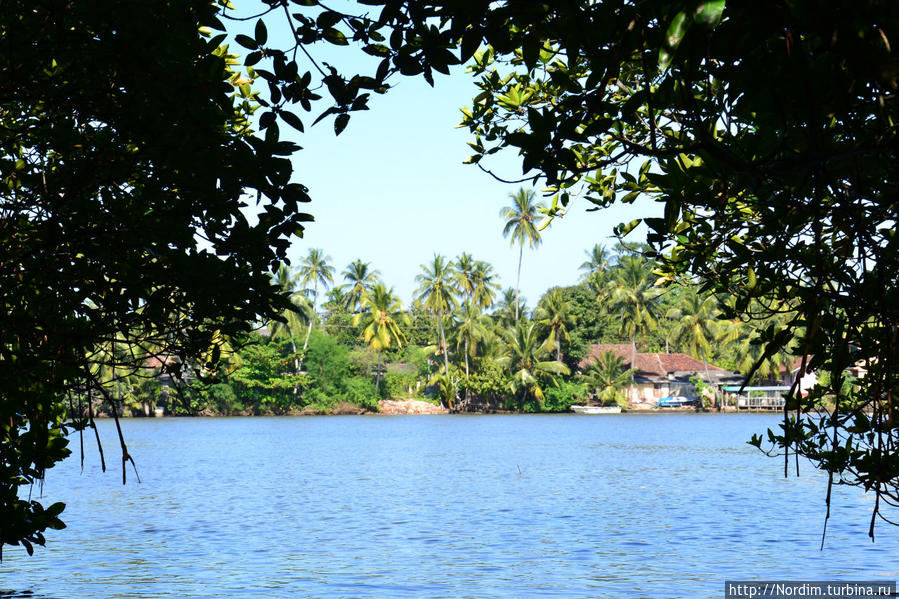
top-left (2, 414), bottom-right (896, 598)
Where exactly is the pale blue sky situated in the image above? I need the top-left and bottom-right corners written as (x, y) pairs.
top-left (229, 9), bottom-right (659, 308)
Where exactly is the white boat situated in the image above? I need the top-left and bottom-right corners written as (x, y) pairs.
top-left (571, 405), bottom-right (622, 414)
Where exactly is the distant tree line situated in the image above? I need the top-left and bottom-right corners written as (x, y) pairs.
top-left (107, 189), bottom-right (796, 417)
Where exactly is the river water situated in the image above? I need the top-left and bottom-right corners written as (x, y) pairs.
top-left (1, 414), bottom-right (896, 598)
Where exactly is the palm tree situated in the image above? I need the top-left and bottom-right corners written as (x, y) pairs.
top-left (668, 287), bottom-right (720, 404)
top-left (579, 243), bottom-right (611, 280)
top-left (453, 300), bottom-right (490, 405)
top-left (534, 288), bottom-right (574, 361)
top-left (297, 248), bottom-right (335, 361)
top-left (494, 287), bottom-right (525, 328)
top-left (453, 252), bottom-right (477, 298)
top-left (341, 259), bottom-right (380, 312)
top-left (471, 260), bottom-right (500, 309)
top-left (415, 254), bottom-right (458, 375)
top-left (604, 255), bottom-right (662, 380)
top-left (269, 263), bottom-right (313, 341)
top-left (579, 350), bottom-right (633, 408)
top-left (500, 188), bottom-right (546, 319)
top-left (269, 263), bottom-right (314, 387)
top-left (731, 306), bottom-right (794, 386)
top-left (499, 321), bottom-right (570, 407)
top-left (353, 284), bottom-right (408, 392)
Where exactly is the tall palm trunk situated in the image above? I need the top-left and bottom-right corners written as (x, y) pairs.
top-left (554, 329), bottom-right (562, 362)
top-left (464, 338), bottom-right (470, 407)
top-left (375, 351), bottom-right (382, 393)
top-left (298, 281), bottom-right (318, 371)
top-left (437, 313), bottom-right (450, 375)
top-left (515, 243), bottom-right (523, 320)
top-left (630, 330), bottom-right (637, 383)
top-left (291, 340), bottom-right (301, 395)
top-left (298, 320), bottom-right (313, 371)
top-left (701, 349), bottom-right (716, 410)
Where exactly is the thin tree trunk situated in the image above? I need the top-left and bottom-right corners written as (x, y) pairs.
top-left (702, 349), bottom-right (717, 411)
top-left (630, 330), bottom-right (637, 383)
top-left (376, 351), bottom-right (382, 393)
top-left (375, 351), bottom-right (382, 393)
top-left (515, 243), bottom-right (523, 320)
top-left (438, 313), bottom-right (450, 375)
top-left (464, 338), bottom-right (470, 407)
top-left (298, 319), bottom-right (313, 371)
top-left (291, 340), bottom-right (300, 396)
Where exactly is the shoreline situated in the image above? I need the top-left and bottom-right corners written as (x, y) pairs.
top-left (88, 399), bottom-right (781, 418)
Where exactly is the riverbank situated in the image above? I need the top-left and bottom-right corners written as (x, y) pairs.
top-left (89, 398), bottom-right (759, 418)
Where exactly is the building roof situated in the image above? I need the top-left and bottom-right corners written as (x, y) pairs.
top-left (580, 343), bottom-right (728, 379)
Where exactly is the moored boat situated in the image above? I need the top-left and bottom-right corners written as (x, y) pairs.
top-left (571, 405), bottom-right (622, 414)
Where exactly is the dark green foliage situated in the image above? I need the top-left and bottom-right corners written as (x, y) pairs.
top-left (0, 0), bottom-right (314, 554)
top-left (462, 363), bottom-right (511, 407)
top-left (303, 330), bottom-right (352, 399)
top-left (404, 305), bottom-right (437, 347)
top-left (194, 383), bottom-right (240, 415)
top-left (229, 340), bottom-right (305, 413)
top-left (340, 377), bottom-right (379, 412)
top-left (542, 380), bottom-right (588, 413)
top-left (552, 283), bottom-right (615, 370)
top-left (381, 372), bottom-right (420, 399)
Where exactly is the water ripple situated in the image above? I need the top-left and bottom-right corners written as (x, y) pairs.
top-left (1, 414), bottom-right (896, 598)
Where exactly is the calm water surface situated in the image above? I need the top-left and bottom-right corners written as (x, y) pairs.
top-left (1, 414), bottom-right (896, 598)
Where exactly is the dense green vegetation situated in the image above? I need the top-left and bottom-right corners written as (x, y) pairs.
top-left (105, 230), bottom-right (793, 418)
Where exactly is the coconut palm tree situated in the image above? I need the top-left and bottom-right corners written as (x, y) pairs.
top-left (341, 259), bottom-right (380, 313)
top-left (579, 243), bottom-right (611, 280)
top-left (534, 288), bottom-right (574, 361)
top-left (579, 350), bottom-right (633, 408)
top-left (668, 287), bottom-right (720, 394)
top-left (500, 188), bottom-right (545, 320)
top-left (731, 306), bottom-right (795, 385)
top-left (471, 260), bottom-right (500, 310)
top-left (353, 283), bottom-right (408, 392)
top-left (269, 263), bottom-right (313, 342)
top-left (604, 255), bottom-right (662, 380)
top-left (269, 263), bottom-right (314, 387)
top-left (498, 321), bottom-right (570, 407)
top-left (297, 248), bottom-right (335, 362)
top-left (415, 254), bottom-right (458, 375)
top-left (453, 300), bottom-right (491, 407)
top-left (453, 252), bottom-right (477, 298)
top-left (494, 287), bottom-right (525, 328)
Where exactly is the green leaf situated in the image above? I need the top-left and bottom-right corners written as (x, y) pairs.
top-left (362, 44), bottom-right (390, 57)
top-left (254, 19), bottom-right (268, 46)
top-left (334, 113), bottom-right (350, 135)
top-left (279, 110), bottom-right (304, 133)
top-left (615, 219), bottom-right (642, 237)
top-left (235, 34), bottom-right (258, 50)
top-left (323, 28), bottom-right (348, 46)
top-left (694, 1), bottom-right (726, 29)
top-left (666, 10), bottom-right (690, 50)
top-left (245, 51), bottom-right (262, 67)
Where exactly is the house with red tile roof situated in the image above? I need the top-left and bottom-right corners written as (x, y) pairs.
top-left (579, 344), bottom-right (743, 406)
